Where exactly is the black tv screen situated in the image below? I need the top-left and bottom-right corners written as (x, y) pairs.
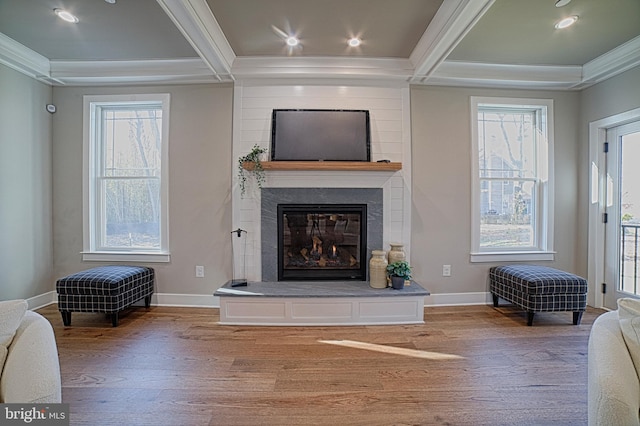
top-left (270, 109), bottom-right (370, 161)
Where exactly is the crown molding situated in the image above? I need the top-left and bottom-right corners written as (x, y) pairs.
top-left (156, 0), bottom-right (235, 81)
top-left (235, 77), bottom-right (411, 89)
top-left (49, 59), bottom-right (220, 86)
top-left (427, 61), bottom-right (583, 90)
top-left (409, 0), bottom-right (495, 83)
top-left (574, 35), bottom-right (640, 90)
top-left (425, 35), bottom-right (640, 91)
top-left (0, 32), bottom-right (60, 84)
top-left (231, 56), bottom-right (414, 81)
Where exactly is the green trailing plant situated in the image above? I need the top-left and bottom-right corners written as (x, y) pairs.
top-left (386, 260), bottom-right (412, 280)
top-left (238, 144), bottom-right (267, 195)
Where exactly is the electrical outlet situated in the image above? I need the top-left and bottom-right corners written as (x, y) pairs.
top-left (195, 265), bottom-right (204, 278)
top-left (442, 264), bottom-right (451, 277)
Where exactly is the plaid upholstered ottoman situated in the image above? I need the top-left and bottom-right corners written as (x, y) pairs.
top-left (56, 266), bottom-right (154, 327)
top-left (489, 265), bottom-right (587, 326)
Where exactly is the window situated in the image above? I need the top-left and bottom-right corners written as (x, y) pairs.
top-left (470, 97), bottom-right (554, 262)
top-left (83, 94), bottom-right (170, 262)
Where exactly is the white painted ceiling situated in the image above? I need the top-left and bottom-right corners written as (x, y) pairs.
top-left (0, 0), bottom-right (638, 89)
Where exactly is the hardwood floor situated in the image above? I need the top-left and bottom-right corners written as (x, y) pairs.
top-left (37, 303), bottom-right (604, 426)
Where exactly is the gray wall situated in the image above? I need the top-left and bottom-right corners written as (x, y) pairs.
top-left (410, 86), bottom-right (581, 296)
top-left (577, 66), bottom-right (640, 281)
top-left (0, 64), bottom-right (54, 301)
top-left (4, 59), bottom-right (639, 304)
top-left (52, 84), bottom-right (234, 298)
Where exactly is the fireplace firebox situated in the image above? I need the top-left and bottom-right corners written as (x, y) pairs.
top-left (277, 204), bottom-right (367, 281)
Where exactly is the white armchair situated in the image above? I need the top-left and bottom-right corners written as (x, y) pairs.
top-left (0, 300), bottom-right (62, 403)
top-left (588, 310), bottom-right (640, 426)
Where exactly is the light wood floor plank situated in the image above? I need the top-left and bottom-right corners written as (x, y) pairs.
top-left (37, 303), bottom-right (602, 425)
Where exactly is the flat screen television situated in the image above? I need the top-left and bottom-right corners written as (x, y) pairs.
top-left (270, 109), bottom-right (370, 161)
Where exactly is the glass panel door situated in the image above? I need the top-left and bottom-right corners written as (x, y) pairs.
top-left (604, 121), bottom-right (640, 309)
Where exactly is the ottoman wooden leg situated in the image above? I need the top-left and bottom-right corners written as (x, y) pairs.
top-left (526, 311), bottom-right (535, 326)
top-left (145, 294), bottom-right (152, 308)
top-left (573, 311), bottom-right (583, 325)
top-left (112, 312), bottom-right (119, 327)
top-left (61, 311), bottom-right (71, 326)
top-left (492, 293), bottom-right (499, 307)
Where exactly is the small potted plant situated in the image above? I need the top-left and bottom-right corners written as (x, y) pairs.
top-left (386, 260), bottom-right (411, 290)
top-left (238, 144), bottom-right (267, 196)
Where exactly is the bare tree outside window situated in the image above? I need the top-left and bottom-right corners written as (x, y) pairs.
top-left (101, 107), bottom-right (162, 248)
top-left (83, 93), bottom-right (169, 261)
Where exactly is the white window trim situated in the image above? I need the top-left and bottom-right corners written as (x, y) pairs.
top-left (470, 96), bottom-right (555, 263)
top-left (82, 94), bottom-right (171, 263)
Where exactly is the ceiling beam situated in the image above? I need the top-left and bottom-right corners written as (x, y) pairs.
top-left (156, 0), bottom-right (235, 81)
top-left (1, 0), bottom-right (637, 89)
top-left (409, 0), bottom-right (495, 83)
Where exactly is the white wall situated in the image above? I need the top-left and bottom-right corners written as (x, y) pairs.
top-left (0, 64), bottom-right (54, 303)
top-left (52, 84), bottom-right (234, 305)
top-left (231, 80), bottom-right (412, 281)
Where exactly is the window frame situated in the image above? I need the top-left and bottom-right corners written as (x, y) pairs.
top-left (470, 96), bottom-right (555, 262)
top-left (82, 94), bottom-right (170, 262)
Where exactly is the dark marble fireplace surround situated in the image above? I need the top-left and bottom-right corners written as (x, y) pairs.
top-left (261, 188), bottom-right (383, 281)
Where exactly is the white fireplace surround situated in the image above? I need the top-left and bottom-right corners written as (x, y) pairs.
top-left (231, 81), bottom-right (412, 282)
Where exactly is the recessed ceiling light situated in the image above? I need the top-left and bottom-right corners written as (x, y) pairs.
top-left (105, 0), bottom-right (116, 3)
top-left (555, 15), bottom-right (578, 29)
top-left (54, 8), bottom-right (79, 23)
top-left (348, 38), bottom-right (361, 47)
top-left (286, 36), bottom-right (299, 47)
top-left (555, 0), bottom-right (571, 7)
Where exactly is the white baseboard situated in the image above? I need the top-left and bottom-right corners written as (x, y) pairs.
top-left (151, 292), bottom-right (493, 309)
top-left (425, 292), bottom-right (492, 307)
top-left (27, 291), bottom-right (57, 310)
top-left (148, 293), bottom-right (220, 308)
top-left (158, 292), bottom-right (493, 308)
top-left (30, 291), bottom-right (492, 310)
top-left (26, 291), bottom-right (222, 310)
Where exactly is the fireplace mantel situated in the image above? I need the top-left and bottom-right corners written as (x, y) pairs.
top-left (242, 161), bottom-right (402, 172)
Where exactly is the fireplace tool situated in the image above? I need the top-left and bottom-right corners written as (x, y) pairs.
top-left (230, 228), bottom-right (247, 287)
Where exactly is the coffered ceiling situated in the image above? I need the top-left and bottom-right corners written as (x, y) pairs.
top-left (206, 0), bottom-right (443, 58)
top-left (0, 0), bottom-right (639, 89)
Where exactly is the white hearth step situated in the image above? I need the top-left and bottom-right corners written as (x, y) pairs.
top-left (214, 280), bottom-right (430, 326)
